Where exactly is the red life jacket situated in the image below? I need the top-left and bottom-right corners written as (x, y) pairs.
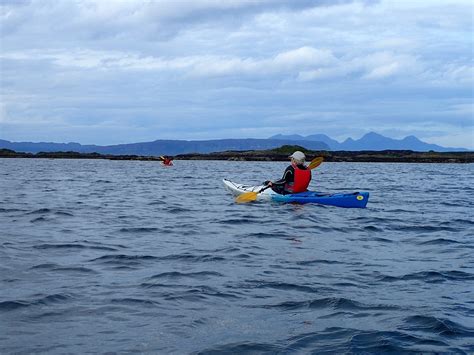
top-left (285, 163), bottom-right (311, 193)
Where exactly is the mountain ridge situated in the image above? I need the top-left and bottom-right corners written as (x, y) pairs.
top-left (0, 132), bottom-right (467, 155)
top-left (269, 132), bottom-right (467, 152)
top-left (0, 138), bottom-right (330, 156)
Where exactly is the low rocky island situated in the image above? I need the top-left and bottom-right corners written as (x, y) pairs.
top-left (1, 146), bottom-right (472, 163)
top-left (0, 149), bottom-right (162, 161)
top-left (175, 145), bottom-right (473, 163)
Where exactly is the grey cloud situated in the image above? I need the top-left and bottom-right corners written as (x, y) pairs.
top-left (0, 0), bottom-right (359, 47)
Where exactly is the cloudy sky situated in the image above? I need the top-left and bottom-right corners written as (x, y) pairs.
top-left (0, 0), bottom-right (473, 148)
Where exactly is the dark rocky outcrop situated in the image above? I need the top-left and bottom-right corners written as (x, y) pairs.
top-left (174, 145), bottom-right (474, 163)
top-left (1, 146), bottom-right (472, 163)
top-left (0, 149), bottom-right (161, 161)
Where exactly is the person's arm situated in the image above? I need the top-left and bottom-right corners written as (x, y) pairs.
top-left (269, 166), bottom-right (293, 187)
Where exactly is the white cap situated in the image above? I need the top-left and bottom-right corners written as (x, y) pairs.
top-left (289, 151), bottom-right (305, 162)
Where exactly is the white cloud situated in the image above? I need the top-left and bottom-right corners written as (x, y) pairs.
top-left (358, 52), bottom-right (418, 79)
top-left (364, 62), bottom-right (400, 79)
top-left (273, 47), bottom-right (335, 68)
top-left (0, 46), bottom-right (339, 78)
top-left (441, 64), bottom-right (474, 84)
top-left (297, 51), bottom-right (421, 81)
top-left (1, 46), bottom-right (425, 83)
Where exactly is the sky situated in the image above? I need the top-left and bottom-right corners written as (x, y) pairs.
top-left (0, 0), bottom-right (473, 148)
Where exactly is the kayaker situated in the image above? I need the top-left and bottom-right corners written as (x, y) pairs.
top-left (160, 156), bottom-right (173, 166)
top-left (265, 151), bottom-right (311, 194)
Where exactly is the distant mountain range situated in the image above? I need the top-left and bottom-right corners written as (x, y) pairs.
top-left (0, 132), bottom-right (467, 155)
top-left (269, 132), bottom-right (467, 152)
top-left (0, 138), bottom-right (329, 155)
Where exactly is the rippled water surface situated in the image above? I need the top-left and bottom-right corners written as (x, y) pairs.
top-left (1, 158), bottom-right (473, 354)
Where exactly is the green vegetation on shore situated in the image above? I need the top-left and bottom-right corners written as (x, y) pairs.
top-left (1, 146), bottom-right (472, 163)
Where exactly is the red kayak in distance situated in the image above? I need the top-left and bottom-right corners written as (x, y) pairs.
top-left (159, 156), bottom-right (174, 166)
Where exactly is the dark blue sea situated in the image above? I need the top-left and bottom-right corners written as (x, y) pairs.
top-left (1, 158), bottom-right (473, 354)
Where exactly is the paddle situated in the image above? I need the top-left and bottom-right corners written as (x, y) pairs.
top-left (307, 156), bottom-right (324, 170)
top-left (235, 156), bottom-right (324, 203)
top-left (235, 184), bottom-right (272, 203)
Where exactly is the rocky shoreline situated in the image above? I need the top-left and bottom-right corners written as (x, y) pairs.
top-left (1, 146), bottom-right (473, 163)
top-left (0, 149), bottom-right (162, 161)
top-left (174, 145), bottom-right (473, 163)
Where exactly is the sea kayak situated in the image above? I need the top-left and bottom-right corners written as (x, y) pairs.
top-left (223, 179), bottom-right (369, 208)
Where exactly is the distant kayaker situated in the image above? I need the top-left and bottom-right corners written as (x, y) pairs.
top-left (160, 156), bottom-right (173, 166)
top-left (265, 151), bottom-right (311, 194)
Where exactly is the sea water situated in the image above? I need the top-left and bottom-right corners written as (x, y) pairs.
top-left (1, 159), bottom-right (473, 353)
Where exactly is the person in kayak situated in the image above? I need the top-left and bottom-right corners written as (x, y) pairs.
top-left (265, 151), bottom-right (311, 194)
top-left (160, 156), bottom-right (173, 166)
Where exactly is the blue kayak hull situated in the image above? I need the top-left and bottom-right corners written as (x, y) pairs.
top-left (271, 191), bottom-right (369, 208)
top-left (223, 180), bottom-right (369, 208)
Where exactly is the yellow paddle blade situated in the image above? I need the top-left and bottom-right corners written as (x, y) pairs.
top-left (308, 156), bottom-right (324, 170)
top-left (235, 191), bottom-right (259, 203)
